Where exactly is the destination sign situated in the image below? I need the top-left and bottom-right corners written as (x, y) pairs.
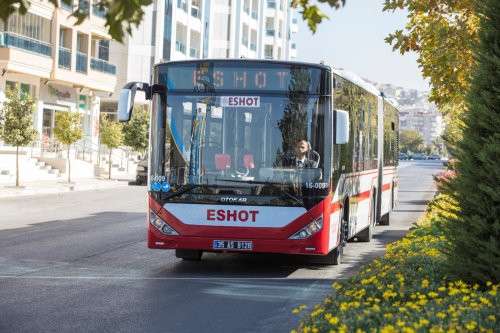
top-left (159, 62), bottom-right (326, 94)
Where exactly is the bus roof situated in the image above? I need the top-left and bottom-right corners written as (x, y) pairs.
top-left (332, 68), bottom-right (381, 97)
top-left (155, 58), bottom-right (331, 71)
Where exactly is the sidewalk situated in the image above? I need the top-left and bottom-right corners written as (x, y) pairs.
top-left (0, 178), bottom-right (134, 199)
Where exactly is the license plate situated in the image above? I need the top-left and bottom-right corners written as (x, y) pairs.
top-left (212, 240), bottom-right (253, 251)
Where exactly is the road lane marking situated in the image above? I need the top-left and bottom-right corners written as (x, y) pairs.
top-left (0, 275), bottom-right (339, 281)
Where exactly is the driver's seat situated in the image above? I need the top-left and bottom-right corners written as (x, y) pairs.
top-left (308, 150), bottom-right (320, 168)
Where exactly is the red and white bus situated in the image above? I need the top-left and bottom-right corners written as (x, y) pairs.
top-left (118, 59), bottom-right (399, 264)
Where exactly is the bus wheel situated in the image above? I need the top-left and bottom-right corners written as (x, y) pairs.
top-left (323, 246), bottom-right (342, 265)
top-left (175, 249), bottom-right (203, 261)
top-left (379, 212), bottom-right (390, 226)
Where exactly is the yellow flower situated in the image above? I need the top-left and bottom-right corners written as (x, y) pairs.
top-left (396, 320), bottom-right (405, 327)
top-left (487, 315), bottom-right (495, 322)
top-left (380, 325), bottom-right (397, 333)
top-left (419, 319), bottom-right (430, 326)
top-left (402, 328), bottom-right (415, 333)
top-left (332, 282), bottom-right (342, 290)
top-left (428, 291), bottom-right (439, 298)
top-left (421, 279), bottom-right (430, 288)
top-left (436, 312), bottom-right (446, 319)
top-left (328, 316), bottom-right (339, 325)
top-left (465, 321), bottom-right (477, 331)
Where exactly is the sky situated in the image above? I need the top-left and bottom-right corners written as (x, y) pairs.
top-left (294, 0), bottom-right (430, 91)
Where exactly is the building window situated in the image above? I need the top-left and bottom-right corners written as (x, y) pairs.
top-left (264, 45), bottom-right (273, 59)
top-left (265, 18), bottom-right (274, 36)
top-left (191, 0), bottom-right (201, 18)
top-left (241, 24), bottom-right (248, 47)
top-left (250, 29), bottom-right (257, 51)
top-left (267, 0), bottom-right (276, 8)
top-left (5, 81), bottom-right (35, 99)
top-left (243, 0), bottom-right (250, 14)
top-left (251, 0), bottom-right (258, 19)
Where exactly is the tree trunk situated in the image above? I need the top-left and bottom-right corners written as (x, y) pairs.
top-left (67, 145), bottom-right (71, 183)
top-left (15, 146), bottom-right (19, 187)
top-left (108, 149), bottom-right (112, 180)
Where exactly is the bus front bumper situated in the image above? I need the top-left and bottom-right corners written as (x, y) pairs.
top-left (148, 225), bottom-right (330, 256)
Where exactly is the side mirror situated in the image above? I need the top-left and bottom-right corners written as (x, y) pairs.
top-left (335, 110), bottom-right (350, 144)
top-left (117, 82), bottom-right (151, 122)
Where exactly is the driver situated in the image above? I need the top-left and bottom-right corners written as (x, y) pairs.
top-left (283, 139), bottom-right (319, 168)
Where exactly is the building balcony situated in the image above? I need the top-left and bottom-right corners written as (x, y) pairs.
top-left (58, 47), bottom-right (71, 69)
top-left (177, 0), bottom-right (187, 12)
top-left (189, 48), bottom-right (200, 58)
top-left (78, 0), bottom-right (89, 13)
top-left (76, 51), bottom-right (88, 73)
top-left (92, 4), bottom-right (106, 18)
top-left (176, 41), bottom-right (186, 54)
top-left (61, 0), bottom-right (73, 11)
top-left (266, 29), bottom-right (275, 37)
top-left (264, 55), bottom-right (273, 60)
top-left (191, 6), bottom-right (200, 18)
top-left (0, 32), bottom-right (51, 57)
top-left (90, 57), bottom-right (116, 74)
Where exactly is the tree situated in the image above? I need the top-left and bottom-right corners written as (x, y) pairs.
top-left (1, 0), bottom-right (152, 42)
top-left (399, 129), bottom-right (423, 154)
top-left (100, 115), bottom-right (123, 180)
top-left (383, 0), bottom-right (479, 109)
top-left (0, 88), bottom-right (38, 187)
top-left (443, 0), bottom-right (500, 284)
top-left (54, 112), bottom-right (83, 183)
top-left (122, 106), bottom-right (149, 154)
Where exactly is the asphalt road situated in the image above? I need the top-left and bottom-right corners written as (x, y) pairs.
top-left (0, 161), bottom-right (442, 333)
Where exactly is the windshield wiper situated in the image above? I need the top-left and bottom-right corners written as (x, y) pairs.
top-left (212, 178), bottom-right (303, 205)
top-left (160, 184), bottom-right (203, 200)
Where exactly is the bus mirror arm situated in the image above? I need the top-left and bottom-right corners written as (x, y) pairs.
top-left (118, 82), bottom-right (166, 122)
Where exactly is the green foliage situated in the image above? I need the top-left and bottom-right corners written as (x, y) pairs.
top-left (294, 195), bottom-right (499, 332)
top-left (0, 87), bottom-right (37, 147)
top-left (0, 0), bottom-right (153, 42)
top-left (100, 116), bottom-right (123, 149)
top-left (399, 129), bottom-right (423, 153)
top-left (383, 0), bottom-right (479, 109)
top-left (290, 0), bottom-right (344, 33)
top-left (54, 112), bottom-right (83, 146)
top-left (442, 0), bottom-right (500, 284)
top-left (122, 106), bottom-right (149, 153)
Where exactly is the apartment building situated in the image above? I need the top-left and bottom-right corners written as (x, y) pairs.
top-left (399, 107), bottom-right (444, 145)
top-left (0, 0), bottom-right (117, 146)
top-left (104, 0), bottom-right (298, 111)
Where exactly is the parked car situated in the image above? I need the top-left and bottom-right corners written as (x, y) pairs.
top-left (399, 153), bottom-right (409, 160)
top-left (411, 153), bottom-right (427, 160)
top-left (135, 156), bottom-right (148, 185)
top-left (428, 154), bottom-right (441, 160)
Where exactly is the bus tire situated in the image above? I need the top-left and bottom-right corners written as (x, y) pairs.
top-left (322, 246), bottom-right (342, 265)
top-left (175, 249), bottom-right (203, 261)
top-left (379, 212), bottom-right (390, 226)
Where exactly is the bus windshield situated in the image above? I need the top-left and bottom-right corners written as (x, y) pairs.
top-left (150, 61), bottom-right (332, 205)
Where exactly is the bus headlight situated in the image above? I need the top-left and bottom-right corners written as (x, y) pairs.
top-left (289, 216), bottom-right (323, 240)
top-left (150, 210), bottom-right (179, 236)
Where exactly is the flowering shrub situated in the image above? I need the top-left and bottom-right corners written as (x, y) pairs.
top-left (433, 170), bottom-right (457, 193)
top-left (293, 195), bottom-right (499, 333)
